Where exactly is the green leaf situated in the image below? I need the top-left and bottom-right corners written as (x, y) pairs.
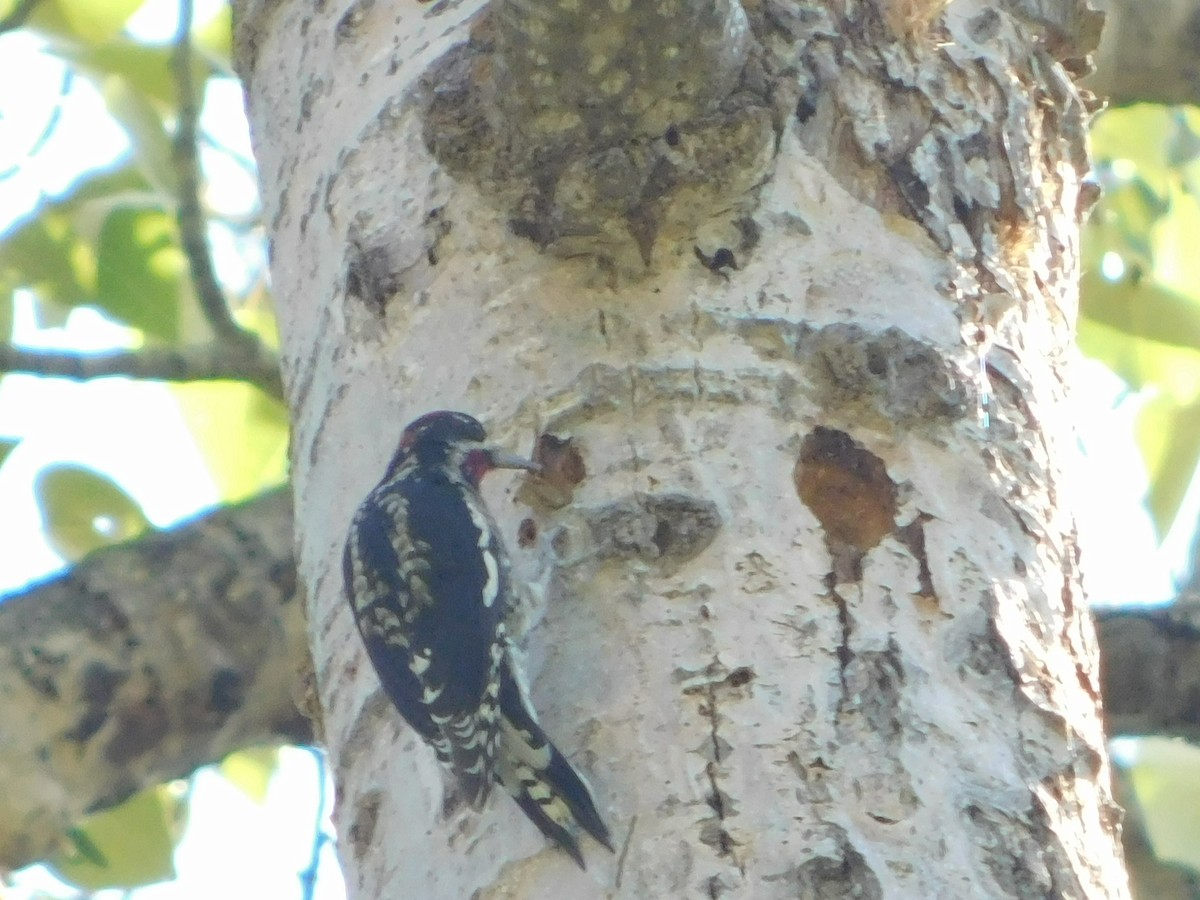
top-left (0, 165), bottom-right (153, 311)
top-left (1150, 178), bottom-right (1200, 299)
top-left (0, 439), bottom-right (18, 470)
top-left (48, 785), bottom-right (184, 891)
top-left (1092, 105), bottom-right (1177, 181)
top-left (1136, 396), bottom-right (1200, 537)
top-left (55, 38), bottom-right (206, 110)
top-left (1130, 738), bottom-right (1200, 873)
top-left (237, 283), bottom-right (280, 349)
top-left (1166, 109), bottom-right (1200, 168)
top-left (1, 165), bottom-right (196, 339)
top-left (220, 746), bottom-right (281, 804)
top-left (35, 463), bottom-right (150, 562)
top-left (1105, 178), bottom-right (1168, 263)
top-left (195, 4), bottom-right (233, 71)
top-left (96, 206), bottom-right (185, 340)
top-left (1077, 318), bottom-right (1200, 403)
top-left (30, 295), bottom-right (74, 329)
top-left (53, 163), bottom-right (152, 206)
top-left (0, 289), bottom-right (13, 342)
top-left (28, 0), bottom-right (145, 45)
top-left (100, 75), bottom-right (178, 195)
top-left (172, 381), bottom-right (289, 503)
top-left (1081, 272), bottom-right (1200, 353)
top-left (0, 210), bottom-right (97, 310)
top-left (63, 827), bottom-right (108, 868)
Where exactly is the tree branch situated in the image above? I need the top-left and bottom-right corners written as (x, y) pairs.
top-left (0, 343), bottom-right (284, 399)
top-left (1088, 0), bottom-right (1200, 106)
top-left (0, 0), bottom-right (41, 33)
top-left (170, 0), bottom-right (269, 355)
top-left (1097, 599), bottom-right (1200, 741)
top-left (0, 487), bottom-right (310, 872)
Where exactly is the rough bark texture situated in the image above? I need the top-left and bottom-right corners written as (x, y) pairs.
top-left (0, 488), bottom-right (309, 870)
top-left (235, 0), bottom-right (1128, 896)
top-left (0, 483), bottom-right (1186, 875)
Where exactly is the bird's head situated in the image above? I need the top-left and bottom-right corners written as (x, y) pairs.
top-left (388, 410), bottom-right (538, 486)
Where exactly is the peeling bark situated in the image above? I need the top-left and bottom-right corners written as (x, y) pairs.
top-left (235, 0), bottom-right (1128, 896)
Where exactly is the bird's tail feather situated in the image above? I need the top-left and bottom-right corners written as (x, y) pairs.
top-left (495, 663), bottom-right (612, 868)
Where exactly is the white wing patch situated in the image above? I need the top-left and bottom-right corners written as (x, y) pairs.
top-left (465, 497), bottom-right (501, 608)
top-left (410, 648), bottom-right (432, 675)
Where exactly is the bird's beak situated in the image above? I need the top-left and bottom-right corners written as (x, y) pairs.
top-left (487, 449), bottom-right (541, 473)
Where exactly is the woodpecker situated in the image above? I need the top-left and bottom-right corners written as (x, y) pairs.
top-left (343, 410), bottom-right (612, 867)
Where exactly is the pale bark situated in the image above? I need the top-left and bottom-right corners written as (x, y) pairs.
top-left (236, 0), bottom-right (1128, 897)
top-left (0, 488), bottom-right (309, 870)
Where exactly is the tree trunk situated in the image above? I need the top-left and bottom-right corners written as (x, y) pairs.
top-left (234, 0), bottom-right (1129, 896)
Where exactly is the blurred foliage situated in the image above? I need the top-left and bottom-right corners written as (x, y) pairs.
top-left (0, 0), bottom-right (287, 509)
top-left (1115, 748), bottom-right (1200, 900)
top-left (1046, 100), bottom-right (1200, 900)
top-left (1, 166), bottom-right (151, 324)
top-left (48, 783), bottom-right (186, 890)
top-left (0, 0), bottom-right (287, 890)
top-left (1132, 739), bottom-right (1200, 868)
top-left (219, 746), bottom-right (281, 804)
top-left (95, 205), bottom-right (188, 339)
top-left (0, 437), bottom-right (17, 467)
top-left (1070, 103), bottom-right (1200, 887)
top-left (34, 461), bottom-right (149, 560)
top-left (1082, 105), bottom-right (1200, 537)
top-left (174, 379), bottom-right (289, 502)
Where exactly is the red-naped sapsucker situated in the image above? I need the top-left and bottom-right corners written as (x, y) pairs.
top-left (343, 410), bottom-right (611, 867)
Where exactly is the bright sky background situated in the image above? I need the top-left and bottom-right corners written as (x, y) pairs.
top-left (0, 0), bottom-right (1193, 896)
